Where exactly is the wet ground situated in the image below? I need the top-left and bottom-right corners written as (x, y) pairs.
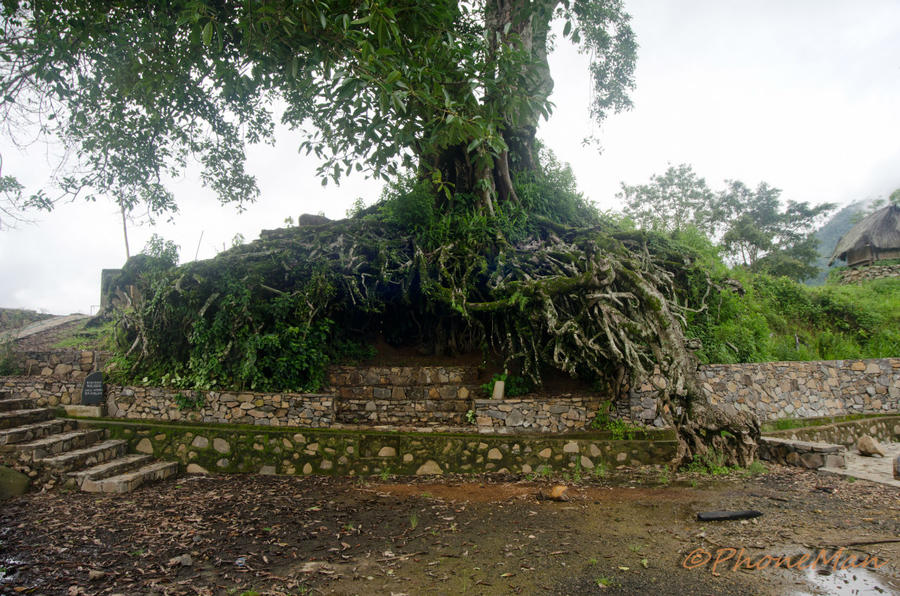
top-left (1, 465), bottom-right (898, 595)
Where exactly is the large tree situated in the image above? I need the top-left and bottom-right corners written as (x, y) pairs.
top-left (1, 0), bottom-right (635, 215)
top-left (1, 1), bottom-right (759, 467)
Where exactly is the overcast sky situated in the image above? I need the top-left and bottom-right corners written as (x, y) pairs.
top-left (1, 0), bottom-right (899, 315)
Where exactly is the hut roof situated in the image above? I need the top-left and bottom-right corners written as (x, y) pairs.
top-left (829, 204), bottom-right (900, 265)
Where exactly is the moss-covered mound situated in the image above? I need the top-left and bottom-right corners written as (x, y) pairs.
top-left (108, 173), bottom-right (759, 467)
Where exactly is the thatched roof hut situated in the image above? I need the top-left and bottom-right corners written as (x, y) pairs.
top-left (830, 205), bottom-right (900, 266)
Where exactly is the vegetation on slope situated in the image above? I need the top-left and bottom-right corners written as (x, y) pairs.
top-left (673, 230), bottom-right (900, 364)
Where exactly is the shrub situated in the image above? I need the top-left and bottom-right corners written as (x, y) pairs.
top-left (0, 341), bottom-right (20, 375)
top-left (481, 373), bottom-right (532, 397)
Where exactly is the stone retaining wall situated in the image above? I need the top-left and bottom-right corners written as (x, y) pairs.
top-left (758, 437), bottom-right (846, 470)
top-left (5, 355), bottom-right (899, 433)
top-left (12, 349), bottom-right (108, 382)
top-left (106, 386), bottom-right (334, 428)
top-left (838, 264), bottom-right (900, 284)
top-left (473, 396), bottom-right (601, 433)
top-left (327, 365), bottom-right (478, 387)
top-left (88, 420), bottom-right (676, 477)
top-left (764, 415), bottom-right (900, 448)
top-left (1, 376), bottom-right (82, 407)
top-left (630, 358), bottom-right (900, 426)
top-left (327, 365), bottom-right (480, 426)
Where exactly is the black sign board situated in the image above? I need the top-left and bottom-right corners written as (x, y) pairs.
top-left (81, 371), bottom-right (104, 405)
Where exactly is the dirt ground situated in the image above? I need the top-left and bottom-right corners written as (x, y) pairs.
top-left (1, 466), bottom-right (898, 595)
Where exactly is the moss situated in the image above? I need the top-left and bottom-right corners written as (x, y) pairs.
top-left (761, 413), bottom-right (893, 433)
top-left (85, 418), bottom-right (678, 475)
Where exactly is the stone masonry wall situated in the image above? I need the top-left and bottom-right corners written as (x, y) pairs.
top-left (5, 355), bottom-right (899, 433)
top-left (630, 358), bottom-right (900, 426)
top-left (473, 396), bottom-right (602, 433)
top-left (91, 420), bottom-right (676, 477)
top-left (106, 386), bottom-right (334, 427)
top-left (1, 376), bottom-right (82, 407)
top-left (764, 415), bottom-right (900, 448)
top-left (758, 437), bottom-right (846, 470)
top-left (327, 365), bottom-right (479, 427)
top-left (838, 264), bottom-right (900, 285)
top-left (13, 349), bottom-right (109, 382)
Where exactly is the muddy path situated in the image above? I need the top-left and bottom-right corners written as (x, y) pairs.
top-left (1, 466), bottom-right (898, 595)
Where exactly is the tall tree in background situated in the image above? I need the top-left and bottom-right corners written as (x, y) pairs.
top-left (716, 180), bottom-right (834, 280)
top-left (619, 163), bottom-right (715, 234)
top-left (620, 165), bottom-right (834, 281)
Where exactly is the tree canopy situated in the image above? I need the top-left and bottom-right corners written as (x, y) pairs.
top-left (4, 2), bottom-right (768, 467)
top-left (620, 164), bottom-right (835, 281)
top-left (1, 0), bottom-right (636, 217)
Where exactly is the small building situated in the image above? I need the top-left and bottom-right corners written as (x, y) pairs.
top-left (829, 205), bottom-right (900, 267)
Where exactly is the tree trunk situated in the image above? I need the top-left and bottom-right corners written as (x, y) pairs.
top-left (120, 201), bottom-right (130, 259)
top-left (425, 0), bottom-right (558, 211)
top-left (486, 0), bottom-right (555, 173)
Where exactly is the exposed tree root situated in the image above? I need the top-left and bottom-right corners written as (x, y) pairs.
top-left (113, 214), bottom-right (758, 467)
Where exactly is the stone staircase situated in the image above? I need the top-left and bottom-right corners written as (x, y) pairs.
top-left (328, 365), bottom-right (484, 426)
top-left (0, 391), bottom-right (178, 493)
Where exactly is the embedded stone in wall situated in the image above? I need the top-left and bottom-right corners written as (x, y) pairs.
top-left (416, 460), bottom-right (443, 475)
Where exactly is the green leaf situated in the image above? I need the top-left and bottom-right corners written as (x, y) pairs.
top-left (563, 21), bottom-right (572, 38)
top-left (201, 22), bottom-right (212, 47)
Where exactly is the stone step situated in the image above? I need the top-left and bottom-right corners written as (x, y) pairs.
top-left (0, 397), bottom-right (35, 412)
top-left (40, 439), bottom-right (127, 473)
top-left (0, 408), bottom-right (55, 430)
top-left (81, 461), bottom-right (178, 494)
top-left (0, 419), bottom-right (69, 447)
top-left (69, 454), bottom-right (155, 490)
top-left (15, 429), bottom-right (106, 462)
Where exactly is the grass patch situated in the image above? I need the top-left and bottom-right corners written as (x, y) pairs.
top-left (762, 413), bottom-right (894, 433)
top-left (51, 319), bottom-right (117, 350)
top-left (684, 449), bottom-right (732, 475)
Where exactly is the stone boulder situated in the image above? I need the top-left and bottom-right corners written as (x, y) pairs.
top-left (0, 465), bottom-right (30, 499)
top-left (856, 435), bottom-right (885, 457)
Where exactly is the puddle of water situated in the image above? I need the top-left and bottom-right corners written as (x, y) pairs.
top-left (794, 566), bottom-right (900, 595)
